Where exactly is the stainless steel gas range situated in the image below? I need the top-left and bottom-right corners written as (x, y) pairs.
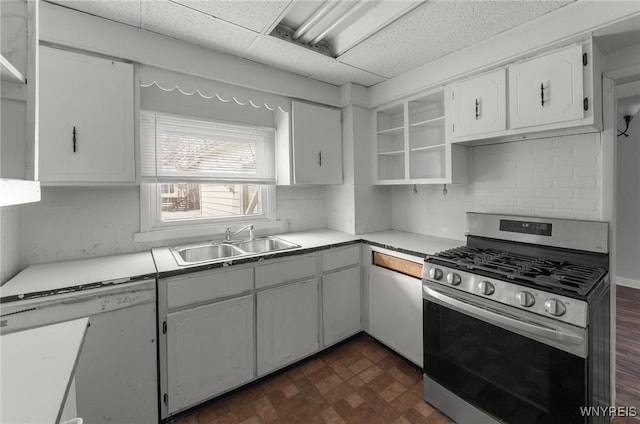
top-left (422, 213), bottom-right (610, 424)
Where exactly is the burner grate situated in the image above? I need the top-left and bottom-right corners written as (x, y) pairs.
top-left (429, 246), bottom-right (607, 296)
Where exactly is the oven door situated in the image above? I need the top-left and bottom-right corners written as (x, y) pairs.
top-left (423, 282), bottom-right (588, 424)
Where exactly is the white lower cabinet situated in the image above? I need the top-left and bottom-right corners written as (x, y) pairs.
top-left (257, 279), bottom-right (319, 376)
top-left (166, 295), bottom-right (254, 414)
top-left (369, 265), bottom-right (423, 367)
top-left (322, 267), bottom-right (361, 346)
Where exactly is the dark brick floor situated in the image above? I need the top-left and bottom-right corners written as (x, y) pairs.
top-left (169, 334), bottom-right (454, 424)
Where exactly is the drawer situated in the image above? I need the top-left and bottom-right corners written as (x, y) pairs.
top-left (372, 251), bottom-right (423, 279)
top-left (167, 267), bottom-right (253, 309)
top-left (255, 255), bottom-right (317, 289)
top-left (322, 245), bottom-right (360, 272)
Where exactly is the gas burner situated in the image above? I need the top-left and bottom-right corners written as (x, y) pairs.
top-left (428, 246), bottom-right (606, 297)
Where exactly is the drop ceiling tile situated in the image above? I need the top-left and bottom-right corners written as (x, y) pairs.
top-left (339, 0), bottom-right (573, 78)
top-left (311, 62), bottom-right (386, 87)
top-left (243, 35), bottom-right (335, 77)
top-left (169, 0), bottom-right (291, 33)
top-left (144, 0), bottom-right (257, 56)
top-left (47, 0), bottom-right (142, 27)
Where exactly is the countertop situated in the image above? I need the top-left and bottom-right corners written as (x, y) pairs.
top-left (1, 317), bottom-right (89, 423)
top-left (152, 229), bottom-right (464, 276)
top-left (1, 229), bottom-right (465, 294)
top-left (0, 251), bottom-right (157, 300)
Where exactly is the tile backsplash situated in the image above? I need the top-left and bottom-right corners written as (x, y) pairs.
top-left (392, 133), bottom-right (603, 239)
top-left (472, 133), bottom-right (601, 220)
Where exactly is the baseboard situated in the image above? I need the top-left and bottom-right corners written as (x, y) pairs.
top-left (615, 276), bottom-right (640, 290)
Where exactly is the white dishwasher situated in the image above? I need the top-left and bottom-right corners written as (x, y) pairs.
top-left (0, 252), bottom-right (159, 424)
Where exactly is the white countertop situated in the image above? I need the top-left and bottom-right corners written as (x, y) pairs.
top-left (152, 229), bottom-right (464, 274)
top-left (0, 252), bottom-right (157, 298)
top-left (361, 230), bottom-right (464, 256)
top-left (1, 318), bottom-right (89, 424)
top-left (2, 229), bottom-right (464, 293)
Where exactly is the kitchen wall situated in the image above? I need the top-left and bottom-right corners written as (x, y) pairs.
top-left (12, 185), bottom-right (325, 273)
top-left (392, 132), bottom-right (603, 239)
top-left (616, 103), bottom-right (640, 286)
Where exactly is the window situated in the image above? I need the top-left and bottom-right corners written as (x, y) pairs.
top-left (140, 111), bottom-right (276, 231)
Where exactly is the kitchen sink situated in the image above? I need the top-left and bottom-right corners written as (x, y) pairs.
top-left (170, 236), bottom-right (300, 266)
top-left (233, 237), bottom-right (299, 254)
top-left (172, 243), bottom-right (244, 265)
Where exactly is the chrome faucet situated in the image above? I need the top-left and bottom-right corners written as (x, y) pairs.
top-left (225, 224), bottom-right (254, 241)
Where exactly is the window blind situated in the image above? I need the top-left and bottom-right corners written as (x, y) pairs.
top-left (141, 111), bottom-right (275, 183)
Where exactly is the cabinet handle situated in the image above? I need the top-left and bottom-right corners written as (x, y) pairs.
top-left (540, 83), bottom-right (545, 106)
top-left (72, 126), bottom-right (77, 153)
top-left (475, 98), bottom-right (480, 120)
top-left (318, 151), bottom-right (322, 167)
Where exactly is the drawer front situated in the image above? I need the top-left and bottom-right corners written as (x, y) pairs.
top-left (255, 255), bottom-right (317, 289)
top-left (322, 245), bottom-right (360, 272)
top-left (167, 267), bottom-right (253, 309)
top-left (372, 251), bottom-right (423, 279)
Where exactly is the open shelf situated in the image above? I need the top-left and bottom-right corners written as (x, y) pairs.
top-left (378, 125), bottom-right (404, 136)
top-left (374, 86), bottom-right (468, 185)
top-left (410, 144), bottom-right (445, 152)
top-left (378, 150), bottom-right (405, 156)
top-left (0, 179), bottom-right (41, 207)
top-left (1, 54), bottom-right (26, 84)
top-left (410, 115), bottom-right (445, 129)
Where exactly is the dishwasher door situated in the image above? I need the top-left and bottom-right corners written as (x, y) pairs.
top-left (74, 288), bottom-right (158, 424)
top-left (1, 279), bottom-right (158, 424)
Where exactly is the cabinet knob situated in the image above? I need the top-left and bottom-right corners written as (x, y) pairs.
top-left (478, 281), bottom-right (495, 296)
top-left (72, 126), bottom-right (77, 153)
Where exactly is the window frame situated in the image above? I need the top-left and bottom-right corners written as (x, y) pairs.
top-left (139, 182), bottom-right (277, 237)
top-left (137, 111), bottom-right (279, 240)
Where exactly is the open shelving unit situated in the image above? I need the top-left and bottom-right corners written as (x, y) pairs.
top-left (1, 0), bottom-right (41, 207)
top-left (1, 54), bottom-right (27, 84)
top-left (373, 87), bottom-right (468, 185)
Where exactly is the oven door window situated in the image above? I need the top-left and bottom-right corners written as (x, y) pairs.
top-left (424, 299), bottom-right (586, 424)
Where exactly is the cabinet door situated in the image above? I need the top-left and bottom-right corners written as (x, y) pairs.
top-left (166, 295), bottom-right (254, 414)
top-left (39, 46), bottom-right (134, 183)
top-left (509, 45), bottom-right (584, 129)
top-left (322, 266), bottom-right (361, 346)
top-left (369, 266), bottom-right (422, 367)
top-left (257, 279), bottom-right (319, 375)
top-left (291, 101), bottom-right (342, 185)
top-left (452, 69), bottom-right (506, 138)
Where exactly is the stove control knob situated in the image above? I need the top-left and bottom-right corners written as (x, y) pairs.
top-left (516, 291), bottom-right (535, 307)
top-left (429, 267), bottom-right (443, 281)
top-left (478, 281), bottom-right (495, 296)
top-left (544, 299), bottom-right (567, 316)
top-left (446, 272), bottom-right (462, 286)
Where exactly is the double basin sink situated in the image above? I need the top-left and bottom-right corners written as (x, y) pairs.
top-left (171, 236), bottom-right (300, 266)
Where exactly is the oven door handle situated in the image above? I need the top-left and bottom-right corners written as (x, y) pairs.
top-left (423, 286), bottom-right (584, 346)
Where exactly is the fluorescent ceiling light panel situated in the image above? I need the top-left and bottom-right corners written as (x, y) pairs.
top-left (270, 0), bottom-right (425, 59)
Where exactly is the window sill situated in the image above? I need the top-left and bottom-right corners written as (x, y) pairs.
top-left (133, 220), bottom-right (285, 243)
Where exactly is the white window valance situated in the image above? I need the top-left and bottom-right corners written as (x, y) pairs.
top-left (139, 66), bottom-right (291, 113)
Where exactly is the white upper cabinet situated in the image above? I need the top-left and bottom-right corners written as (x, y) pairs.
top-left (39, 46), bottom-right (134, 184)
top-left (448, 40), bottom-right (600, 144)
top-left (509, 44), bottom-right (584, 129)
top-left (276, 101), bottom-right (342, 185)
top-left (451, 69), bottom-right (506, 138)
